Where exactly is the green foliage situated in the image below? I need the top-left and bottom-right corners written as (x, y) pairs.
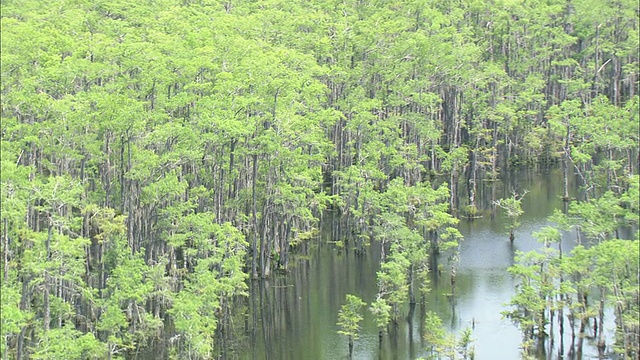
top-left (423, 311), bottom-right (446, 351)
top-left (369, 297), bottom-right (392, 335)
top-left (337, 294), bottom-right (366, 343)
top-left (167, 221), bottom-right (247, 359)
top-left (32, 324), bottom-right (106, 360)
top-left (423, 311), bottom-right (475, 360)
top-left (1, 284), bottom-right (30, 358)
top-left (532, 226), bottom-right (561, 247)
top-left (376, 246), bottom-right (410, 320)
top-left (494, 191), bottom-right (527, 240)
top-left (506, 183), bottom-right (639, 358)
top-left (169, 265), bottom-right (221, 359)
top-left (503, 248), bottom-right (559, 340)
top-left (553, 182), bottom-right (639, 243)
top-left (0, 0), bottom-right (637, 357)
top-left (364, 178), bottom-right (461, 327)
top-left (456, 327), bottom-right (475, 360)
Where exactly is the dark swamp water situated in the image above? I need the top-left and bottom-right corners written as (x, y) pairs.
top-left (147, 168), bottom-right (619, 360)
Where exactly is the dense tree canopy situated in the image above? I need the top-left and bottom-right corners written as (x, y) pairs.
top-left (1, 0), bottom-right (637, 358)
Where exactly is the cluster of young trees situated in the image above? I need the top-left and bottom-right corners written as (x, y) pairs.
top-left (338, 292), bottom-right (476, 360)
top-left (335, 178), bottom-right (462, 357)
top-left (2, 0), bottom-right (637, 358)
top-left (503, 177), bottom-right (639, 359)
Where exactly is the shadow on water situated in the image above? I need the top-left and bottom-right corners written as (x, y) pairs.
top-left (168, 167), bottom-right (618, 360)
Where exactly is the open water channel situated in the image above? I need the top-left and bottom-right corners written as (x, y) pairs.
top-left (234, 167), bottom-right (617, 360)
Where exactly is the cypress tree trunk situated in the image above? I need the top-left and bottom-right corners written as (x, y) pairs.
top-left (251, 154), bottom-right (259, 279)
top-left (3, 218), bottom-right (8, 283)
top-left (558, 296), bottom-right (564, 358)
top-left (43, 218), bottom-right (53, 332)
top-left (597, 287), bottom-right (606, 354)
top-left (576, 292), bottom-right (588, 358)
top-left (408, 264), bottom-right (415, 305)
top-left (562, 120), bottom-right (571, 201)
top-left (43, 272), bottom-right (50, 332)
